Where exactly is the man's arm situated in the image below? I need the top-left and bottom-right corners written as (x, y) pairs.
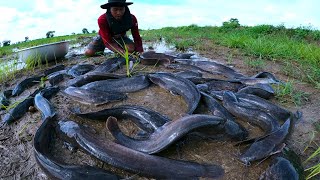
top-left (131, 15), bottom-right (143, 53)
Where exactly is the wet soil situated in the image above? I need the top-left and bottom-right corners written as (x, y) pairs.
top-left (0, 40), bottom-right (319, 180)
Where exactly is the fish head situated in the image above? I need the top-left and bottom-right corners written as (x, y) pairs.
top-left (58, 121), bottom-right (80, 138)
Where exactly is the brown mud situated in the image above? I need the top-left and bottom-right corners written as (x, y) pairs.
top-left (0, 40), bottom-right (319, 180)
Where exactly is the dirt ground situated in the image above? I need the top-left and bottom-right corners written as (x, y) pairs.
top-left (0, 40), bottom-right (319, 180)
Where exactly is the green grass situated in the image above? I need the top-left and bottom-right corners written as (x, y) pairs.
top-left (141, 23), bottom-right (320, 87)
top-left (315, 122), bottom-right (320, 133)
top-left (274, 81), bottom-right (310, 106)
top-left (244, 56), bottom-right (266, 69)
top-left (304, 146), bottom-right (320, 180)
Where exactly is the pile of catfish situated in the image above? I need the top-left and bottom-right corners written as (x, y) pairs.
top-left (0, 51), bottom-right (303, 179)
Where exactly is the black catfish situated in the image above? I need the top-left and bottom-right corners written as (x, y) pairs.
top-left (237, 83), bottom-right (275, 99)
top-left (70, 105), bottom-right (170, 134)
top-left (11, 76), bottom-right (42, 96)
top-left (176, 53), bottom-right (194, 59)
top-left (3, 88), bottom-right (42, 124)
top-left (67, 71), bottom-right (125, 87)
top-left (252, 72), bottom-right (281, 81)
top-left (235, 72), bottom-right (281, 85)
top-left (141, 51), bottom-right (176, 63)
top-left (174, 70), bottom-right (203, 79)
top-left (34, 91), bottom-right (56, 120)
top-left (196, 79), bottom-right (245, 93)
top-left (239, 118), bottom-right (292, 165)
top-left (93, 57), bottom-right (126, 73)
top-left (107, 115), bottom-right (225, 154)
top-left (165, 63), bottom-right (213, 75)
top-left (67, 64), bottom-right (95, 77)
top-left (236, 93), bottom-right (302, 123)
top-left (81, 75), bottom-right (150, 93)
top-left (48, 73), bottom-right (64, 86)
top-left (222, 91), bottom-right (280, 133)
top-left (34, 116), bottom-right (119, 179)
top-left (59, 120), bottom-right (225, 179)
top-left (174, 59), bottom-right (245, 79)
top-left (200, 92), bottom-right (248, 141)
top-left (44, 64), bottom-right (65, 76)
top-left (259, 157), bottom-right (299, 180)
top-left (148, 72), bottom-right (201, 114)
top-left (63, 87), bottom-right (127, 106)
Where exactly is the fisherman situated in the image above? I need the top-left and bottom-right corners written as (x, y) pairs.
top-left (85, 0), bottom-right (143, 56)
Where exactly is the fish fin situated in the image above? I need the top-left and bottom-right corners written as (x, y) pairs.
top-left (237, 127), bottom-right (284, 146)
top-left (270, 143), bottom-right (286, 156)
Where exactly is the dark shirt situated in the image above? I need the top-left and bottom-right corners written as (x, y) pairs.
top-left (98, 13), bottom-right (143, 52)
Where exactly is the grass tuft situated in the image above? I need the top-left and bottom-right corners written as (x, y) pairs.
top-left (274, 81), bottom-right (310, 106)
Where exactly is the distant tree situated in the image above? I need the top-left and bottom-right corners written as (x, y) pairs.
top-left (72, 32), bottom-right (76, 35)
top-left (92, 30), bottom-right (97, 33)
top-left (25, 36), bottom-right (29, 42)
top-left (2, 40), bottom-right (11, 46)
top-left (222, 18), bottom-right (240, 30)
top-left (46, 31), bottom-right (55, 38)
top-left (82, 28), bottom-right (89, 34)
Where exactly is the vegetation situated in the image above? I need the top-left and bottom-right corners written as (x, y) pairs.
top-left (2, 40), bottom-right (11, 46)
top-left (274, 81), bottom-right (310, 106)
top-left (46, 31), bottom-right (55, 38)
top-left (304, 147), bottom-right (320, 180)
top-left (82, 28), bottom-right (89, 34)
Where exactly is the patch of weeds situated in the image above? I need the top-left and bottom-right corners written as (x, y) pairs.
top-left (40, 77), bottom-right (48, 88)
top-left (25, 52), bottom-right (43, 71)
top-left (274, 81), bottom-right (310, 106)
top-left (222, 34), bottom-right (248, 48)
top-left (110, 38), bottom-right (140, 77)
top-left (0, 55), bottom-right (21, 80)
top-left (244, 56), bottom-right (265, 69)
top-left (94, 51), bottom-right (105, 56)
top-left (281, 61), bottom-right (301, 79)
top-left (314, 122), bottom-right (320, 133)
top-left (307, 74), bottom-right (320, 89)
top-left (173, 39), bottom-right (198, 51)
top-left (304, 146), bottom-right (320, 180)
top-left (226, 53), bottom-right (234, 64)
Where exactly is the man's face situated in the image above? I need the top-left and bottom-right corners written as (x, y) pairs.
top-left (110, 7), bottom-right (126, 20)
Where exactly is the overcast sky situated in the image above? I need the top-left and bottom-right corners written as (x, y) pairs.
top-left (1, 0), bottom-right (319, 44)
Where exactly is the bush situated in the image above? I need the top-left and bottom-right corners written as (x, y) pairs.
top-left (221, 18), bottom-right (240, 30)
top-left (249, 25), bottom-right (276, 35)
top-left (2, 40), bottom-right (11, 46)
